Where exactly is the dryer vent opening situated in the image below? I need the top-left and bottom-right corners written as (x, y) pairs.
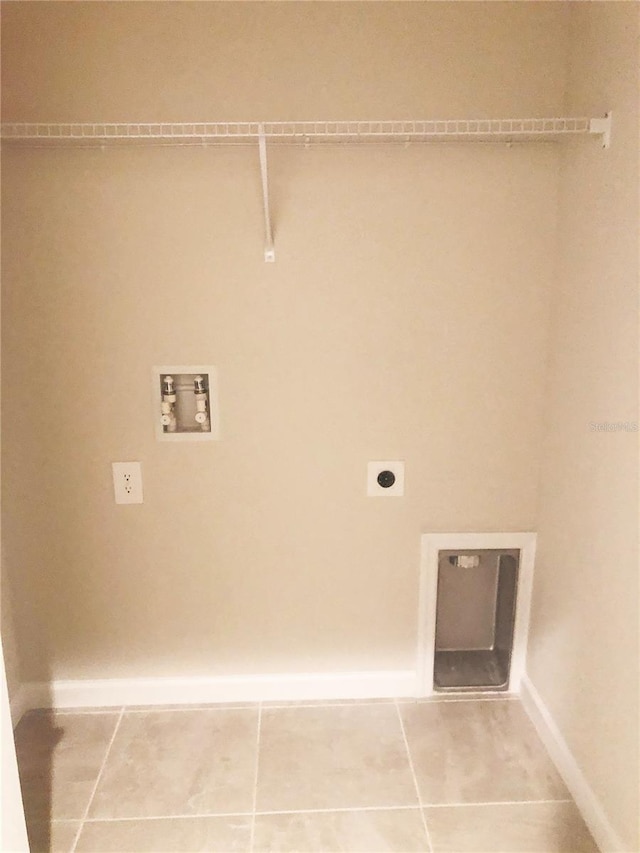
top-left (434, 549), bottom-right (519, 692)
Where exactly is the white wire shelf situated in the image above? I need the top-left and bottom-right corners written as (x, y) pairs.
top-left (0, 116), bottom-right (610, 146)
top-left (1, 115), bottom-right (611, 263)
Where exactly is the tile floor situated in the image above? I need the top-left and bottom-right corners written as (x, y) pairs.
top-left (14, 697), bottom-right (599, 853)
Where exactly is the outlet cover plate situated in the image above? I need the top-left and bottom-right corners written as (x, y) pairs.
top-left (112, 462), bottom-right (143, 504)
top-left (367, 460), bottom-right (405, 497)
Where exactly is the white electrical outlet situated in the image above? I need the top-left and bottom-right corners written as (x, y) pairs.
top-left (112, 462), bottom-right (143, 505)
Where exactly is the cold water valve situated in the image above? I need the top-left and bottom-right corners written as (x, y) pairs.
top-left (193, 375), bottom-right (210, 432)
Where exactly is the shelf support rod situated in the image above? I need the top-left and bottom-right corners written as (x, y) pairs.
top-left (258, 124), bottom-right (275, 262)
top-left (589, 112), bottom-right (612, 149)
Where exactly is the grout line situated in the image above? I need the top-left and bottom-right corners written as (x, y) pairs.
top-left (256, 804), bottom-right (422, 817)
top-left (395, 700), bottom-right (433, 853)
top-left (260, 700), bottom-right (396, 709)
top-left (422, 798), bottom-right (575, 808)
top-left (79, 805), bottom-right (426, 823)
top-left (70, 706), bottom-right (125, 853)
top-left (71, 799), bottom-right (573, 824)
top-left (397, 696), bottom-right (519, 705)
top-left (80, 813), bottom-right (255, 823)
top-left (71, 798), bottom-right (577, 825)
top-left (122, 705), bottom-right (257, 714)
top-left (70, 799), bottom-right (573, 823)
top-left (75, 814), bottom-right (250, 823)
top-left (249, 702), bottom-right (262, 853)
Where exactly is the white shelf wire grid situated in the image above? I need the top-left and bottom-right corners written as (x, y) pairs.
top-left (0, 117), bottom-right (595, 147)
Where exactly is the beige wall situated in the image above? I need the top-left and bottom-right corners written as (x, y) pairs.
top-left (528, 3), bottom-right (639, 850)
top-left (1, 177), bottom-right (22, 699)
top-left (2, 1), bottom-right (567, 121)
top-left (1, 2), bottom-right (567, 682)
top-left (0, 572), bottom-right (21, 702)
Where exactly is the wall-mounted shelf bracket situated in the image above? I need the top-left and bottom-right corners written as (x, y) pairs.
top-left (589, 112), bottom-right (612, 149)
top-left (258, 124), bottom-right (275, 262)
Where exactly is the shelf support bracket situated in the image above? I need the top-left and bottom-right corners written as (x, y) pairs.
top-left (589, 112), bottom-right (612, 149)
top-left (258, 124), bottom-right (275, 262)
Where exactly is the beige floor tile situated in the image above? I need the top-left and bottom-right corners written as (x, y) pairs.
top-left (256, 704), bottom-right (418, 812)
top-left (88, 708), bottom-right (258, 818)
top-left (425, 801), bottom-right (600, 852)
top-left (254, 808), bottom-right (429, 852)
top-left (400, 699), bottom-right (568, 804)
top-left (76, 816), bottom-right (251, 852)
top-left (14, 711), bottom-right (120, 821)
top-left (26, 820), bottom-right (80, 853)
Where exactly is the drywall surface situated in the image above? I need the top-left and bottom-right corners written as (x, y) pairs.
top-left (1, 232), bottom-right (22, 700)
top-left (528, 4), bottom-right (639, 849)
top-left (0, 574), bottom-right (21, 702)
top-left (1, 3), bottom-right (565, 681)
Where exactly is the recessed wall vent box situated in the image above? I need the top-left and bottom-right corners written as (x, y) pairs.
top-left (153, 365), bottom-right (220, 441)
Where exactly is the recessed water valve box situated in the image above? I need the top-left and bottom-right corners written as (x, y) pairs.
top-left (152, 365), bottom-right (220, 441)
top-left (367, 461), bottom-right (405, 496)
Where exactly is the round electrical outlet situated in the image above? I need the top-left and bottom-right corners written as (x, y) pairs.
top-left (377, 470), bottom-right (396, 489)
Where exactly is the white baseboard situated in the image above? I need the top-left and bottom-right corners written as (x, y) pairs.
top-left (520, 674), bottom-right (626, 853)
top-left (16, 669), bottom-right (417, 713)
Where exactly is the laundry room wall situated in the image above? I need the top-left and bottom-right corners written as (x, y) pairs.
top-left (1, 2), bottom-right (567, 682)
top-left (528, 4), bottom-right (640, 849)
